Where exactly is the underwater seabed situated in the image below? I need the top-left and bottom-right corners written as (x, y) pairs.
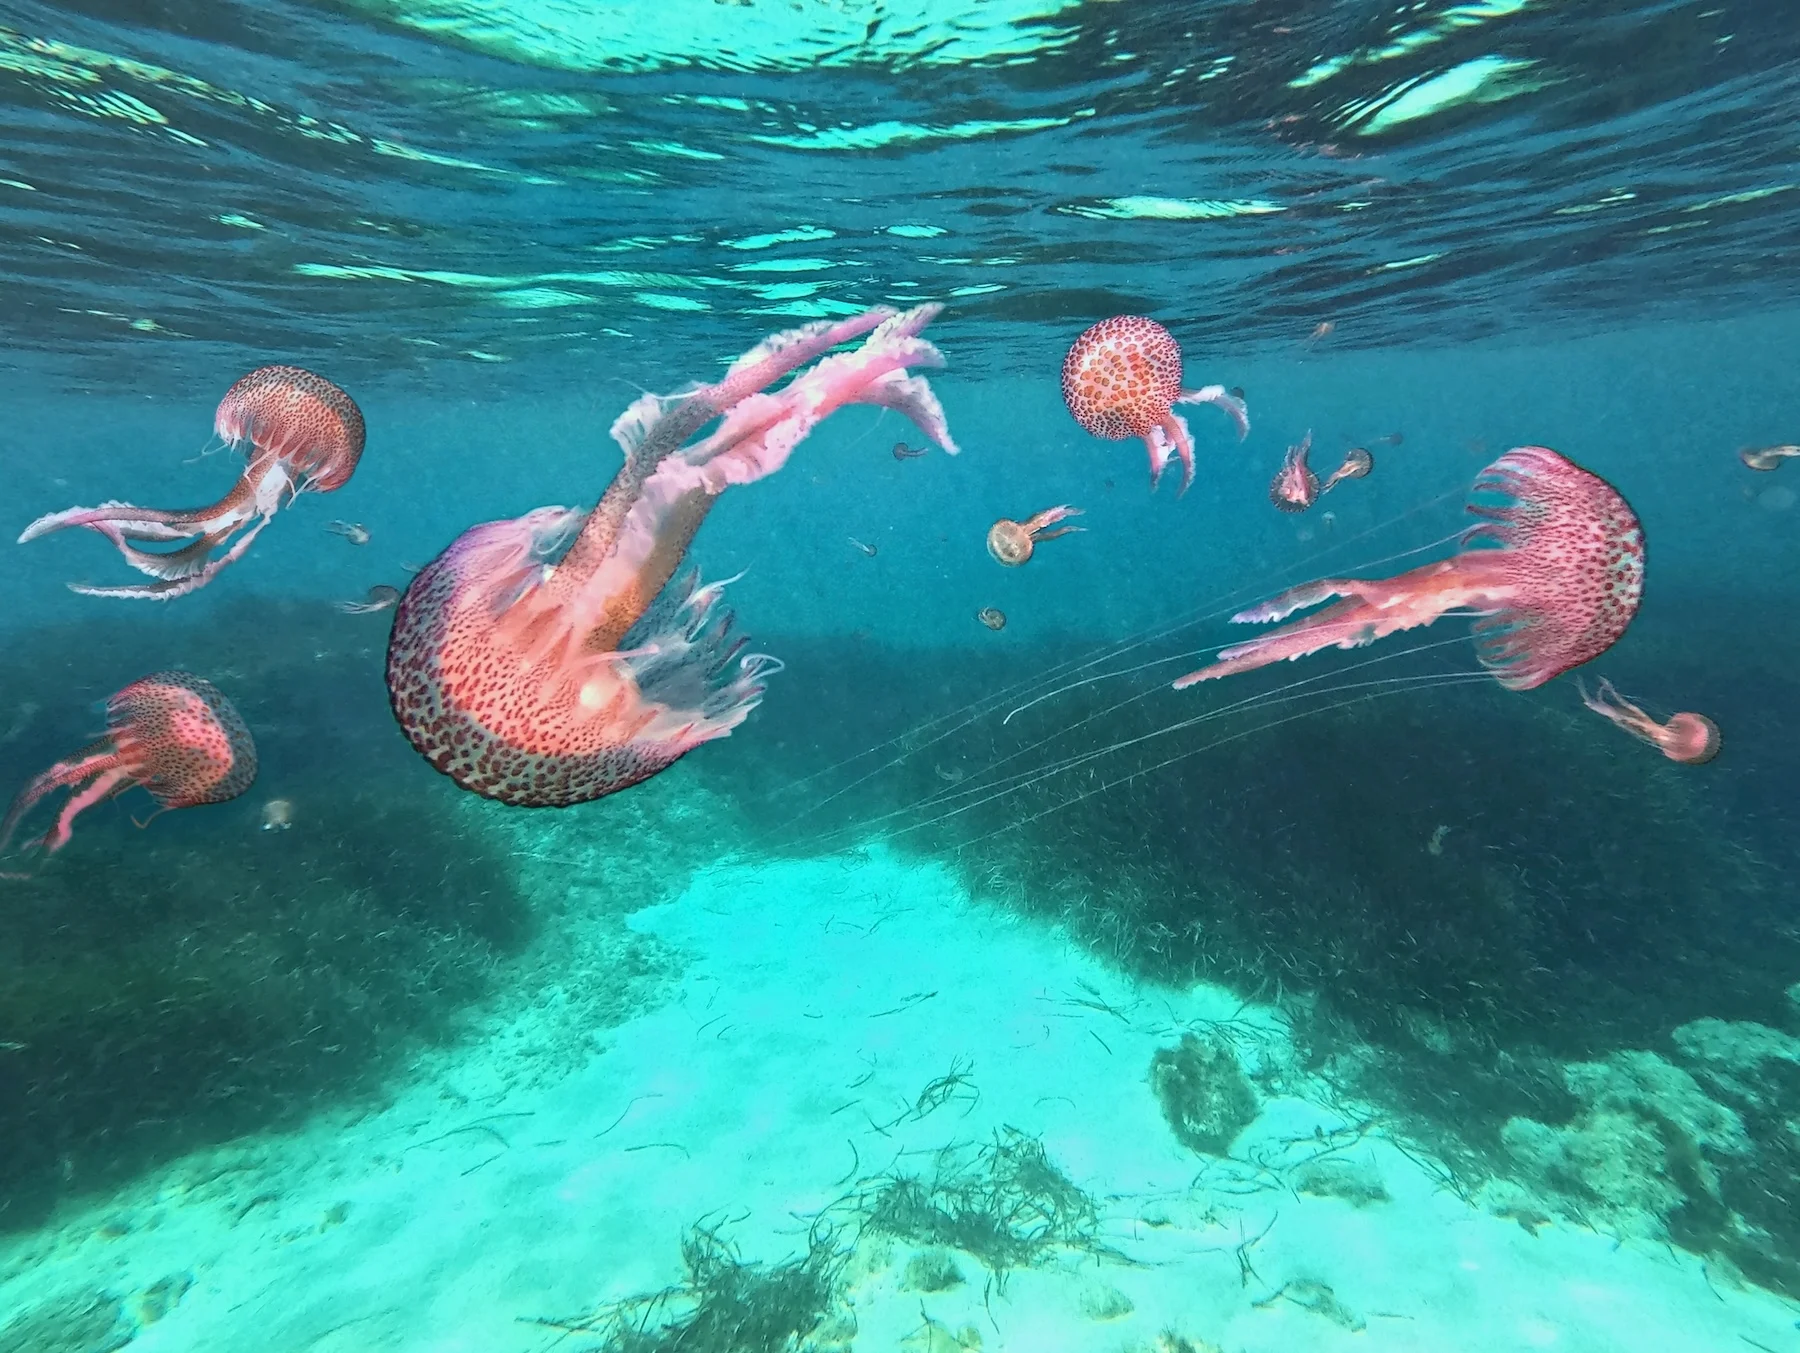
top-left (0, 833), bottom-right (1796, 1353)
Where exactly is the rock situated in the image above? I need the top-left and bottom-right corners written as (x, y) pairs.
top-left (900, 1248), bottom-right (963, 1293)
top-left (1673, 1018), bottom-right (1800, 1111)
top-left (1148, 1032), bottom-right (1259, 1155)
top-left (1294, 1155), bottom-right (1389, 1206)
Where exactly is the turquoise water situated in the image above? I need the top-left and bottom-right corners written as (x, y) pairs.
top-left (3, 4), bottom-right (1800, 1351)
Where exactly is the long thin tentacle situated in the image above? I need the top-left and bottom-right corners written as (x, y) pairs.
top-left (0, 741), bottom-right (123, 856)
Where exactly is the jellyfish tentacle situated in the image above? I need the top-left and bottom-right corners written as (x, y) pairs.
top-left (1177, 383), bottom-right (1251, 440)
top-left (0, 740), bottom-right (124, 857)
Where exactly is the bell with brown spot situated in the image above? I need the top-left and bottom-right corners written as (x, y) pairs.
top-left (987, 506), bottom-right (1084, 567)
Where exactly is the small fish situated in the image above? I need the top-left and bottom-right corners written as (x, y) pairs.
top-left (1269, 430), bottom-right (1320, 513)
top-left (337, 584), bottom-right (401, 614)
top-left (1322, 446), bottom-right (1374, 493)
top-left (325, 520), bottom-right (370, 546)
top-left (848, 536), bottom-right (877, 557)
top-left (977, 606), bottom-right (1006, 631)
top-left (892, 441), bottom-right (928, 460)
top-left (1740, 444), bottom-right (1800, 472)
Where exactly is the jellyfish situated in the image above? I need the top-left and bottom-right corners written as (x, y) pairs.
top-left (385, 304), bottom-right (958, 806)
top-left (0, 672), bottom-right (257, 860)
top-left (1578, 677), bottom-right (1720, 764)
top-left (338, 584), bottom-right (401, 614)
top-left (1268, 431), bottom-right (1319, 513)
top-left (1322, 446), bottom-right (1374, 493)
top-left (1060, 316), bottom-right (1249, 495)
top-left (1174, 445), bottom-right (1643, 690)
top-left (977, 607), bottom-right (1007, 631)
top-left (20, 366), bottom-right (365, 600)
top-left (325, 520), bottom-right (371, 545)
top-left (987, 506), bottom-right (1083, 566)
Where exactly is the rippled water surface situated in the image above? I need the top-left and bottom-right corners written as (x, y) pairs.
top-left (4, 0), bottom-right (1798, 382)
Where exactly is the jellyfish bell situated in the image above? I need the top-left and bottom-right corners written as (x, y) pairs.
top-left (1740, 444), bottom-right (1800, 472)
top-left (1322, 446), bottom-right (1374, 493)
top-left (1269, 431), bottom-right (1320, 513)
top-left (1060, 316), bottom-right (1249, 494)
top-left (977, 607), bottom-right (1007, 631)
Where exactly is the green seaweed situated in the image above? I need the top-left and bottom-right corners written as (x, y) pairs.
top-left (861, 1127), bottom-right (1103, 1277)
top-left (540, 1222), bottom-right (845, 1353)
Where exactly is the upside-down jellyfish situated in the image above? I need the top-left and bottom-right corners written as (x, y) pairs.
top-left (1175, 445), bottom-right (1643, 690)
top-left (20, 366), bottom-right (364, 600)
top-left (1269, 431), bottom-right (1319, 513)
top-left (0, 672), bottom-right (257, 859)
top-left (1060, 316), bottom-right (1249, 495)
top-left (987, 506), bottom-right (1083, 566)
top-left (1578, 677), bottom-right (1720, 764)
top-left (386, 305), bottom-right (958, 806)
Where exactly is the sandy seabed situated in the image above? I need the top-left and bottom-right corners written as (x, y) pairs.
top-left (3, 842), bottom-right (1795, 1353)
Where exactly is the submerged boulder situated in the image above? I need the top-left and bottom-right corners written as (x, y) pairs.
top-left (1149, 1031), bottom-right (1259, 1155)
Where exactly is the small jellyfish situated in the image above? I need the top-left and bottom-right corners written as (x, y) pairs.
top-left (1322, 446), bottom-right (1374, 493)
top-left (1578, 677), bottom-right (1720, 765)
top-left (977, 606), bottom-right (1007, 631)
top-left (1374, 431), bottom-right (1404, 446)
top-left (1060, 316), bottom-right (1249, 494)
top-left (326, 520), bottom-right (371, 545)
top-left (260, 797), bottom-right (295, 830)
top-left (892, 441), bottom-right (928, 460)
top-left (1740, 444), bottom-right (1800, 471)
top-left (848, 536), bottom-right (878, 557)
top-left (337, 584), bottom-right (402, 614)
top-left (987, 506), bottom-right (1084, 566)
top-left (0, 672), bottom-right (257, 859)
top-left (1269, 431), bottom-right (1320, 513)
top-left (20, 366), bottom-right (364, 599)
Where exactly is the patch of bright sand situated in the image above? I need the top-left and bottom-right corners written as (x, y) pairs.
top-left (2, 845), bottom-right (1795, 1351)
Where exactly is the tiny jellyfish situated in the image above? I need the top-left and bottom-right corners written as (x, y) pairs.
top-left (1176, 446), bottom-right (1642, 691)
top-left (1060, 316), bottom-right (1249, 494)
top-left (1322, 446), bottom-right (1374, 493)
top-left (337, 584), bottom-right (402, 614)
top-left (1578, 677), bottom-right (1720, 765)
top-left (892, 441), bottom-right (928, 460)
top-left (1374, 431), bottom-right (1404, 447)
top-left (848, 536), bottom-right (878, 557)
top-left (0, 672), bottom-right (257, 860)
top-left (386, 305), bottom-right (957, 806)
top-left (977, 607), bottom-right (1007, 631)
top-left (1307, 321), bottom-right (1335, 344)
top-left (326, 520), bottom-right (371, 545)
top-left (21, 366), bottom-right (365, 599)
top-left (1742, 444), bottom-right (1800, 472)
top-left (261, 797), bottom-right (295, 830)
top-left (1269, 431), bottom-right (1320, 513)
top-left (1320, 510), bottom-right (1338, 532)
top-left (987, 506), bottom-right (1084, 566)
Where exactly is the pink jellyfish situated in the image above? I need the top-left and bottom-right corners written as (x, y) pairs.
top-left (0, 672), bottom-right (257, 860)
top-left (386, 305), bottom-right (958, 806)
top-left (1578, 678), bottom-right (1720, 764)
top-left (20, 366), bottom-right (365, 599)
top-left (1060, 316), bottom-right (1249, 495)
top-left (1268, 430), bottom-right (1319, 512)
top-left (1175, 445), bottom-right (1643, 690)
top-left (987, 506), bottom-right (1084, 566)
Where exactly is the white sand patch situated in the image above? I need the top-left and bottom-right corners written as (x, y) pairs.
top-left (1, 845), bottom-right (1794, 1352)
